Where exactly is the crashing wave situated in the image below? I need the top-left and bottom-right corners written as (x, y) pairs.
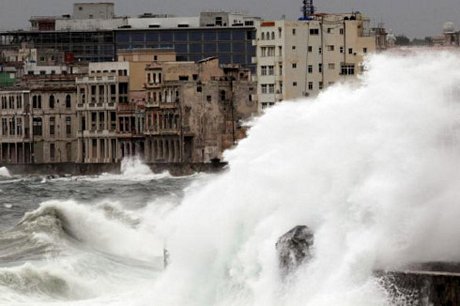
top-left (0, 167), bottom-right (11, 178)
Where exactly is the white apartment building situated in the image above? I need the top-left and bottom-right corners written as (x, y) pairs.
top-left (254, 13), bottom-right (377, 110)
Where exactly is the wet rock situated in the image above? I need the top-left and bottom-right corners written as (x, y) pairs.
top-left (276, 225), bottom-right (314, 273)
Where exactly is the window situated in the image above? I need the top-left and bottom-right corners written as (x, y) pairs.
top-left (16, 118), bottom-right (22, 136)
top-left (341, 64), bottom-right (355, 75)
top-left (319, 82), bottom-right (323, 90)
top-left (261, 32), bottom-right (265, 40)
top-left (33, 95), bottom-right (42, 109)
top-left (9, 119), bottom-right (15, 136)
top-left (17, 95), bottom-right (22, 109)
top-left (340, 28), bottom-right (344, 35)
top-left (33, 118), bottom-right (43, 136)
top-left (66, 95), bottom-right (71, 108)
top-left (340, 46), bottom-right (344, 53)
top-left (292, 29), bottom-right (296, 35)
top-left (363, 47), bottom-right (368, 54)
top-left (292, 45), bottom-right (296, 50)
top-left (271, 32), bottom-right (275, 40)
top-left (327, 28), bottom-right (333, 34)
top-left (292, 63), bottom-right (297, 69)
top-left (308, 46), bottom-right (312, 52)
top-left (261, 47), bottom-right (275, 56)
top-left (310, 28), bottom-right (319, 35)
top-left (308, 65), bottom-right (313, 73)
top-left (268, 84), bottom-right (275, 94)
top-left (308, 82), bottom-right (313, 90)
top-left (261, 84), bottom-right (268, 94)
top-left (49, 95), bottom-right (55, 109)
top-left (328, 63), bottom-right (335, 70)
top-left (268, 66), bottom-right (274, 75)
top-left (1, 118), bottom-right (7, 135)
top-left (327, 45), bottom-right (335, 51)
top-left (293, 82), bottom-right (297, 87)
top-left (1, 97), bottom-right (6, 109)
top-left (319, 63), bottom-right (323, 73)
top-left (66, 117), bottom-right (72, 135)
top-left (50, 143), bottom-right (55, 161)
top-left (206, 95), bottom-right (212, 102)
top-left (50, 117), bottom-right (55, 136)
top-left (261, 66), bottom-right (267, 76)
top-left (319, 47), bottom-right (322, 54)
top-left (348, 48), bottom-right (353, 54)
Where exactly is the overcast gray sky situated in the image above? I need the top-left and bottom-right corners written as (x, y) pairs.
top-left (0, 0), bottom-right (459, 38)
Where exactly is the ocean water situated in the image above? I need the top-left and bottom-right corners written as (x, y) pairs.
top-left (2, 50), bottom-right (460, 305)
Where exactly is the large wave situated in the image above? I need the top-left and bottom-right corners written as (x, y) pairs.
top-left (143, 50), bottom-right (460, 306)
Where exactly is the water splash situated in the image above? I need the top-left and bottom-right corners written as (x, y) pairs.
top-left (0, 167), bottom-right (11, 178)
top-left (146, 50), bottom-right (460, 306)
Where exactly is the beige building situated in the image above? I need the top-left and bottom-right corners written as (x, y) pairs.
top-left (0, 75), bottom-right (78, 164)
top-left (254, 12), bottom-right (378, 110)
top-left (75, 62), bottom-right (128, 163)
top-left (0, 90), bottom-right (32, 163)
top-left (144, 57), bottom-right (257, 163)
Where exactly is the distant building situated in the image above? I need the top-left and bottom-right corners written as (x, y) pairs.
top-left (254, 12), bottom-right (380, 110)
top-left (1, 4), bottom-right (258, 67)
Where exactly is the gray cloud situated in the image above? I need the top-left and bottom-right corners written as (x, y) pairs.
top-left (0, 0), bottom-right (459, 38)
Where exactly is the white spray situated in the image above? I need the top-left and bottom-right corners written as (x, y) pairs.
top-left (143, 50), bottom-right (460, 306)
top-left (0, 167), bottom-right (11, 178)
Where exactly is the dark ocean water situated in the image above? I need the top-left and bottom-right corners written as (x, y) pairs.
top-left (0, 164), bottom-right (203, 305)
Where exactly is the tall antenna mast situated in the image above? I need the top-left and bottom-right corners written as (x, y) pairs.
top-left (300, 0), bottom-right (315, 20)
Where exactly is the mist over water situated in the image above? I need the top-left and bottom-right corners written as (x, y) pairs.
top-left (2, 50), bottom-right (460, 305)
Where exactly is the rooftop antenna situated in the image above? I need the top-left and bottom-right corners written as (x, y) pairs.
top-left (300, 0), bottom-right (315, 20)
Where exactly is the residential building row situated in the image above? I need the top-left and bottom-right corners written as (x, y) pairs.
top-left (0, 49), bottom-right (257, 165)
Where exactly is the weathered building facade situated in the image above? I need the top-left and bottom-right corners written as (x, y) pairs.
top-left (75, 62), bottom-right (129, 163)
top-left (0, 75), bottom-right (78, 164)
top-left (144, 57), bottom-right (257, 163)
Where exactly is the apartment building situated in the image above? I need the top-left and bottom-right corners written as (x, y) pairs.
top-left (0, 75), bottom-right (78, 164)
top-left (0, 90), bottom-right (32, 163)
top-left (144, 57), bottom-right (257, 163)
top-left (254, 12), bottom-right (378, 110)
top-left (75, 62), bottom-right (128, 163)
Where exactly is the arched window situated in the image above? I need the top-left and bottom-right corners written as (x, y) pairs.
top-left (49, 95), bottom-right (55, 109)
top-left (65, 95), bottom-right (71, 108)
top-left (32, 96), bottom-right (37, 108)
top-left (271, 32), bottom-right (275, 40)
top-left (261, 32), bottom-right (265, 40)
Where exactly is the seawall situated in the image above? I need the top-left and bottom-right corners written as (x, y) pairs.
top-left (376, 262), bottom-right (460, 305)
top-left (0, 162), bottom-right (227, 176)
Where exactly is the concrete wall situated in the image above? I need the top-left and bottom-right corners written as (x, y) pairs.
top-left (377, 269), bottom-right (460, 305)
top-left (1, 161), bottom-right (226, 176)
top-left (73, 3), bottom-right (115, 20)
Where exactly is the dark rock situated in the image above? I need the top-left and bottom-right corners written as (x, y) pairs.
top-left (276, 225), bottom-right (314, 273)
